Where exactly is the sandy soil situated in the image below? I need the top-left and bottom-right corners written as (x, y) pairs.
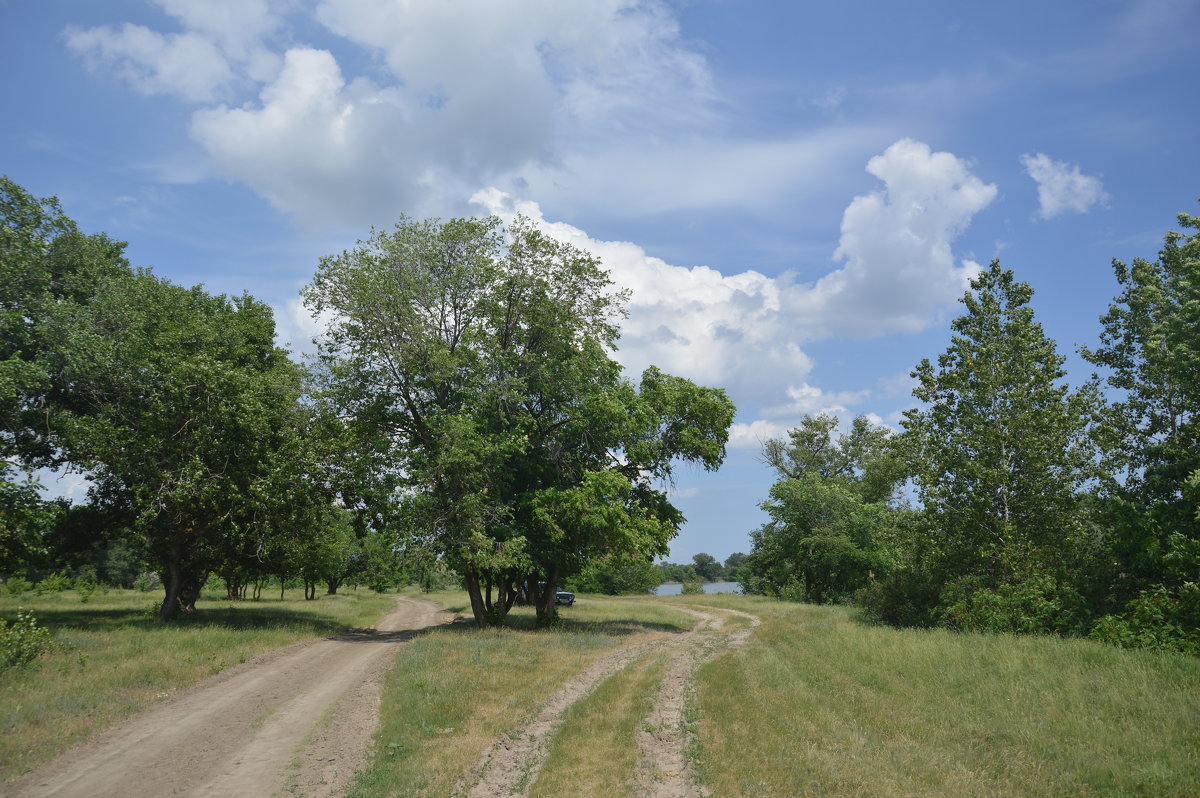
top-left (3, 596), bottom-right (451, 798)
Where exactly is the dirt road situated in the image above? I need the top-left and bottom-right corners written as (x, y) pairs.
top-left (454, 603), bottom-right (761, 798)
top-left (4, 597), bottom-right (451, 798)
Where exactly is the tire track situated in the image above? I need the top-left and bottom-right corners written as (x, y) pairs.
top-left (633, 605), bottom-right (761, 798)
top-left (452, 603), bottom-right (760, 798)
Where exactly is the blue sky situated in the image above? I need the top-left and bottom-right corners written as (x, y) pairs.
top-left (3, 0), bottom-right (1198, 562)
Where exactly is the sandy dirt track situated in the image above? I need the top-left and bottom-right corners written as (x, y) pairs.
top-left (4, 597), bottom-right (451, 798)
top-left (453, 603), bottom-right (761, 798)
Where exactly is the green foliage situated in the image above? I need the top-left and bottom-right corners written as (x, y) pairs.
top-left (877, 263), bottom-right (1098, 630)
top-left (691, 552), bottom-right (720, 580)
top-left (4, 577), bottom-right (31, 597)
top-left (0, 466), bottom-right (59, 576)
top-left (722, 552), bottom-right (747, 581)
top-left (937, 573), bottom-right (1088, 635)
top-left (570, 558), bottom-right (660, 595)
top-left (680, 579), bottom-right (705, 595)
top-left (0, 609), bottom-right (52, 668)
top-left (747, 414), bottom-right (905, 604)
top-left (657, 561), bottom-right (698, 583)
top-left (856, 568), bottom-right (943, 628)
top-left (45, 267), bottom-right (309, 619)
top-left (1089, 582), bottom-right (1200, 655)
top-left (360, 530), bottom-right (408, 593)
top-left (34, 571), bottom-right (72, 594)
top-left (1081, 213), bottom-right (1200, 646)
top-left (305, 215), bottom-right (734, 626)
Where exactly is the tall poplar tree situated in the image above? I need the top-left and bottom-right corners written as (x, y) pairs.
top-left (902, 262), bottom-right (1096, 598)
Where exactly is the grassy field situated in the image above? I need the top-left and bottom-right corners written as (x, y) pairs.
top-left (353, 591), bottom-right (1200, 797)
top-left (5, 587), bottom-right (1198, 796)
top-left (688, 594), bottom-right (1200, 797)
top-left (0, 585), bottom-right (395, 781)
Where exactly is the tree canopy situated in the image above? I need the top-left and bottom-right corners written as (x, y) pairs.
top-left (304, 215), bottom-right (734, 626)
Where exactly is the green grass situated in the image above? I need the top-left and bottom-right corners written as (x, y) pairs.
top-left (349, 592), bottom-right (695, 798)
top-left (689, 595), bottom-right (1200, 797)
top-left (0, 586), bottom-right (395, 781)
top-left (530, 650), bottom-right (665, 798)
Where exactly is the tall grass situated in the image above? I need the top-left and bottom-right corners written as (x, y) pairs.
top-left (0, 586), bottom-right (395, 781)
top-left (349, 593), bottom-right (695, 798)
top-left (691, 596), bottom-right (1200, 797)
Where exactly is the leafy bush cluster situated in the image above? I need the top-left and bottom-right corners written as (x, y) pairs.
top-left (0, 609), bottom-right (52, 668)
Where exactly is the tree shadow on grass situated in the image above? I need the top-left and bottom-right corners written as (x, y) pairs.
top-left (436, 613), bottom-right (687, 637)
top-left (3, 602), bottom-right (356, 637)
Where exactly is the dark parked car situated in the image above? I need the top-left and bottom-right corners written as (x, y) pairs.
top-left (555, 589), bottom-right (575, 606)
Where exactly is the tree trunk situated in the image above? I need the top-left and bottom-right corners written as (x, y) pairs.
top-left (160, 562), bottom-right (182, 622)
top-left (464, 571), bottom-right (489, 627)
top-left (326, 577), bottom-right (341, 595)
top-left (178, 571), bottom-right (203, 614)
top-left (534, 565), bottom-right (561, 626)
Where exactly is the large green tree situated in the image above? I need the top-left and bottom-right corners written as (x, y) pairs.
top-left (304, 215), bottom-right (734, 626)
top-left (1082, 212), bottom-right (1200, 652)
top-left (894, 262), bottom-right (1096, 630)
top-left (46, 269), bottom-right (309, 619)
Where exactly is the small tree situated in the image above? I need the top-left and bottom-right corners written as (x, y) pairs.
top-left (747, 414), bottom-right (905, 603)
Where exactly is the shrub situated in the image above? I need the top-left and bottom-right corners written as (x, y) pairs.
top-left (937, 574), bottom-right (1088, 636)
top-left (4, 577), bottom-right (32, 597)
top-left (680, 580), bottom-right (705, 595)
top-left (1, 609), bottom-right (52, 668)
top-left (1089, 583), bottom-right (1200, 656)
top-left (134, 571), bottom-right (161, 592)
top-left (856, 569), bottom-right (942, 628)
top-left (34, 571), bottom-right (72, 595)
top-left (76, 580), bottom-right (97, 603)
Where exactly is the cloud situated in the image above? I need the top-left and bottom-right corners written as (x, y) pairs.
top-left (812, 138), bottom-right (996, 337)
top-left (762, 384), bottom-right (870, 419)
top-left (64, 23), bottom-right (235, 102)
top-left (472, 138), bottom-right (994, 442)
top-left (727, 420), bottom-right (792, 452)
top-left (64, 0), bottom-right (281, 102)
top-left (1020, 152), bottom-right (1109, 219)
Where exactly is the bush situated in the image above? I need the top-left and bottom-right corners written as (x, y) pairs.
top-left (1, 609), bottom-right (52, 668)
top-left (134, 571), bottom-right (161, 592)
top-left (34, 571), bottom-right (72, 595)
top-left (680, 579), bottom-right (705, 595)
top-left (1089, 583), bottom-right (1200, 656)
top-left (4, 577), bottom-right (32, 597)
top-left (570, 559), bottom-right (660, 595)
top-left (856, 569), bottom-right (942, 628)
top-left (937, 574), bottom-right (1088, 636)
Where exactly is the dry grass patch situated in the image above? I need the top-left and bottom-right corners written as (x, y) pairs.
top-left (0, 587), bottom-right (395, 781)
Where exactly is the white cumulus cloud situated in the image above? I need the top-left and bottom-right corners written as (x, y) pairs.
top-left (64, 23), bottom-right (235, 102)
top-left (473, 138), bottom-right (995, 446)
top-left (64, 0), bottom-right (281, 102)
top-left (1020, 152), bottom-right (1109, 219)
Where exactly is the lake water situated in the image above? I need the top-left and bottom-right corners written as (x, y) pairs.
top-left (654, 581), bottom-right (742, 596)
